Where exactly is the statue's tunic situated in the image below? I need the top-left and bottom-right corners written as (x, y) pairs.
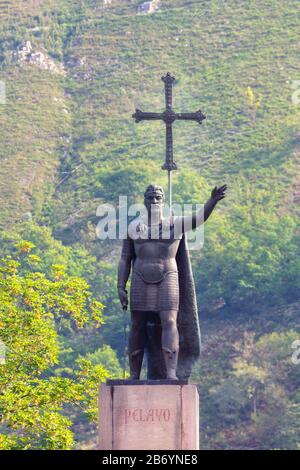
top-left (125, 218), bottom-right (182, 312)
top-left (131, 270), bottom-right (179, 312)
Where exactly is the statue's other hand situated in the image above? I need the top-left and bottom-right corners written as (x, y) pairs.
top-left (118, 288), bottom-right (128, 310)
top-left (211, 184), bottom-right (227, 202)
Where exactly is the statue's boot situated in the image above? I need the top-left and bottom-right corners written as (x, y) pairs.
top-left (129, 348), bottom-right (144, 380)
top-left (162, 347), bottom-right (179, 380)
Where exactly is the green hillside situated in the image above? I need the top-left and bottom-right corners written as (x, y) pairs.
top-left (1, 0), bottom-right (300, 229)
top-left (0, 0), bottom-right (299, 449)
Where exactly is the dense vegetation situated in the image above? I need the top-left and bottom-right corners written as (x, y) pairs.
top-left (0, 0), bottom-right (299, 449)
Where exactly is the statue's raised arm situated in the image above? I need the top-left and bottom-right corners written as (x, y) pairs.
top-left (174, 184), bottom-right (227, 234)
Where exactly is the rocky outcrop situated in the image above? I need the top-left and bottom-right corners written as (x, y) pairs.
top-left (13, 41), bottom-right (66, 76)
top-left (137, 1), bottom-right (161, 15)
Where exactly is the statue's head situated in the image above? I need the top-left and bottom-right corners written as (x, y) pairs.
top-left (144, 184), bottom-right (164, 219)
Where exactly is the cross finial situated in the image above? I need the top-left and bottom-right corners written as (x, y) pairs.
top-left (132, 73), bottom-right (206, 209)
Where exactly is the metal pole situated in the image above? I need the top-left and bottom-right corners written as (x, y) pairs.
top-left (168, 170), bottom-right (172, 216)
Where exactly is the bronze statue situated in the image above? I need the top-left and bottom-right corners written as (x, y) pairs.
top-left (118, 72), bottom-right (226, 380)
top-left (118, 183), bottom-right (227, 380)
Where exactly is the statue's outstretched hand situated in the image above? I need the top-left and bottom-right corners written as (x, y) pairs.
top-left (211, 184), bottom-right (227, 202)
top-left (118, 288), bottom-right (128, 311)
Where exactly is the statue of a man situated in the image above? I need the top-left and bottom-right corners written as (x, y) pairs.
top-left (118, 183), bottom-right (227, 380)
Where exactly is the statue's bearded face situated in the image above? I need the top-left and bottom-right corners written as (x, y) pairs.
top-left (144, 190), bottom-right (164, 218)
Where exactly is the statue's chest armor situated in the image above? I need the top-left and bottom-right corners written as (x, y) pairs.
top-left (134, 237), bottom-right (178, 256)
top-left (133, 238), bottom-right (180, 283)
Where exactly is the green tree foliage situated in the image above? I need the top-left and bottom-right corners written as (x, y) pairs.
top-left (0, 244), bottom-right (106, 449)
top-left (199, 331), bottom-right (300, 449)
top-left (86, 345), bottom-right (124, 379)
top-left (194, 180), bottom-right (300, 310)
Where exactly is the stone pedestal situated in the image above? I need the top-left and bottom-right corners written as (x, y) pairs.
top-left (98, 380), bottom-right (199, 450)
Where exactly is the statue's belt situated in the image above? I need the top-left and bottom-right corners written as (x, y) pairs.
top-left (133, 267), bottom-right (178, 284)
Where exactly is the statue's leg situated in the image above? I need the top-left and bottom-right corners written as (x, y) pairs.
top-left (159, 309), bottom-right (179, 380)
top-left (128, 310), bottom-right (147, 380)
top-left (146, 312), bottom-right (165, 380)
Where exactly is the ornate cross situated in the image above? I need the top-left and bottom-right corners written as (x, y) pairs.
top-left (132, 72), bottom-right (206, 209)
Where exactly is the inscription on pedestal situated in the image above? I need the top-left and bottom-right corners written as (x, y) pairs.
top-left (123, 408), bottom-right (171, 424)
top-left (99, 383), bottom-right (199, 450)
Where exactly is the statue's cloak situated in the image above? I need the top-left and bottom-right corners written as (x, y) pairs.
top-left (145, 233), bottom-right (201, 380)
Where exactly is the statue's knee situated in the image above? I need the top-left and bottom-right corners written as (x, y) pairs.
top-left (161, 317), bottom-right (177, 330)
